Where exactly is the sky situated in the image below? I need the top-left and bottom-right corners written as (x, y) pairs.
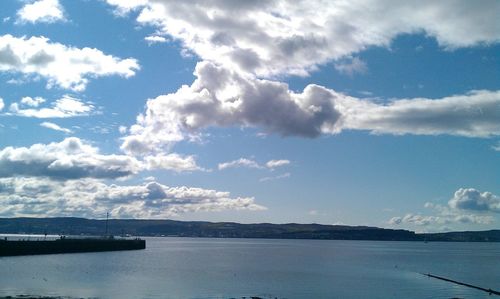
top-left (0, 0), bottom-right (499, 233)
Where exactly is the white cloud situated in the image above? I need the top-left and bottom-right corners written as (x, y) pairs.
top-left (266, 159), bottom-right (290, 169)
top-left (40, 121), bottom-right (73, 134)
top-left (0, 177), bottom-right (265, 218)
top-left (20, 96), bottom-right (45, 107)
top-left (106, 0), bottom-right (148, 15)
top-left (121, 61), bottom-right (342, 155)
top-left (6, 78), bottom-right (27, 85)
top-left (107, 0), bottom-right (500, 77)
top-left (0, 137), bottom-right (205, 177)
top-left (493, 142), bottom-right (500, 151)
top-left (0, 34), bottom-right (139, 91)
top-left (389, 188), bottom-right (498, 229)
top-left (109, 1), bottom-right (500, 158)
top-left (145, 35), bottom-right (167, 44)
top-left (118, 125), bottom-right (128, 134)
top-left (389, 214), bottom-right (440, 226)
top-left (340, 90), bottom-right (500, 138)
top-left (0, 98), bottom-right (4, 111)
top-left (389, 212), bottom-right (493, 227)
top-left (448, 188), bottom-right (500, 213)
top-left (218, 158), bottom-right (290, 172)
top-left (259, 172), bottom-right (291, 182)
top-left (334, 57), bottom-right (367, 76)
top-left (121, 61), bottom-right (500, 155)
top-left (145, 153), bottom-right (205, 172)
top-left (388, 216), bottom-right (402, 225)
top-left (218, 158), bottom-right (262, 170)
top-left (17, 0), bottom-right (65, 24)
top-left (452, 214), bottom-right (494, 224)
top-left (8, 95), bottom-right (95, 118)
top-left (0, 137), bottom-right (142, 180)
top-left (217, 158), bottom-right (290, 171)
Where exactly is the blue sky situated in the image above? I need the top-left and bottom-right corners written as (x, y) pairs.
top-left (0, 0), bottom-right (499, 232)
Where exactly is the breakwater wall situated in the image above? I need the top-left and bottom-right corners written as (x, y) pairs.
top-left (0, 238), bottom-right (146, 256)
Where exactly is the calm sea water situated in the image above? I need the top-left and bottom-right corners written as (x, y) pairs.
top-left (0, 237), bottom-right (499, 298)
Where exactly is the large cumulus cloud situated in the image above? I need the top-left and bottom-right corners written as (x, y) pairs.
top-left (109, 1), bottom-right (500, 155)
top-left (448, 188), bottom-right (500, 213)
top-left (121, 61), bottom-right (343, 154)
top-left (107, 0), bottom-right (500, 77)
top-left (122, 61), bottom-right (500, 155)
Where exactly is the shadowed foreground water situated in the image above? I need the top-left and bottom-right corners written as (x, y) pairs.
top-left (0, 237), bottom-right (499, 298)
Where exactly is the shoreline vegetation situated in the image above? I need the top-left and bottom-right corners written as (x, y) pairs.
top-left (0, 217), bottom-right (498, 242)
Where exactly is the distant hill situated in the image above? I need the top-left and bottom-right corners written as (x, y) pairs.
top-left (423, 230), bottom-right (500, 242)
top-left (0, 217), bottom-right (498, 242)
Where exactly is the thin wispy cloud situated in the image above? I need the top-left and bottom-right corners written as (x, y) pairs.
top-left (260, 172), bottom-right (291, 182)
top-left (8, 95), bottom-right (95, 118)
top-left (40, 121), bottom-right (72, 134)
top-left (218, 158), bottom-right (290, 171)
top-left (334, 57), bottom-right (368, 76)
top-left (145, 153), bottom-right (206, 173)
top-left (266, 160), bottom-right (290, 169)
top-left (145, 35), bottom-right (167, 45)
top-left (218, 158), bottom-right (263, 170)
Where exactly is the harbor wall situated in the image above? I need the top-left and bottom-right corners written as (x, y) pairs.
top-left (0, 238), bottom-right (146, 256)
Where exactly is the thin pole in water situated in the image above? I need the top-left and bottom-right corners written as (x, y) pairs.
top-left (422, 273), bottom-right (500, 296)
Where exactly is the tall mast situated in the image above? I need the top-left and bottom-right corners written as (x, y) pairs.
top-left (105, 212), bottom-right (109, 237)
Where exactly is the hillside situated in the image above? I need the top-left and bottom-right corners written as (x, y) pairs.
top-left (0, 217), bottom-right (498, 242)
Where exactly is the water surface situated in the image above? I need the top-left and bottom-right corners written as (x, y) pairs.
top-left (0, 237), bottom-right (498, 298)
